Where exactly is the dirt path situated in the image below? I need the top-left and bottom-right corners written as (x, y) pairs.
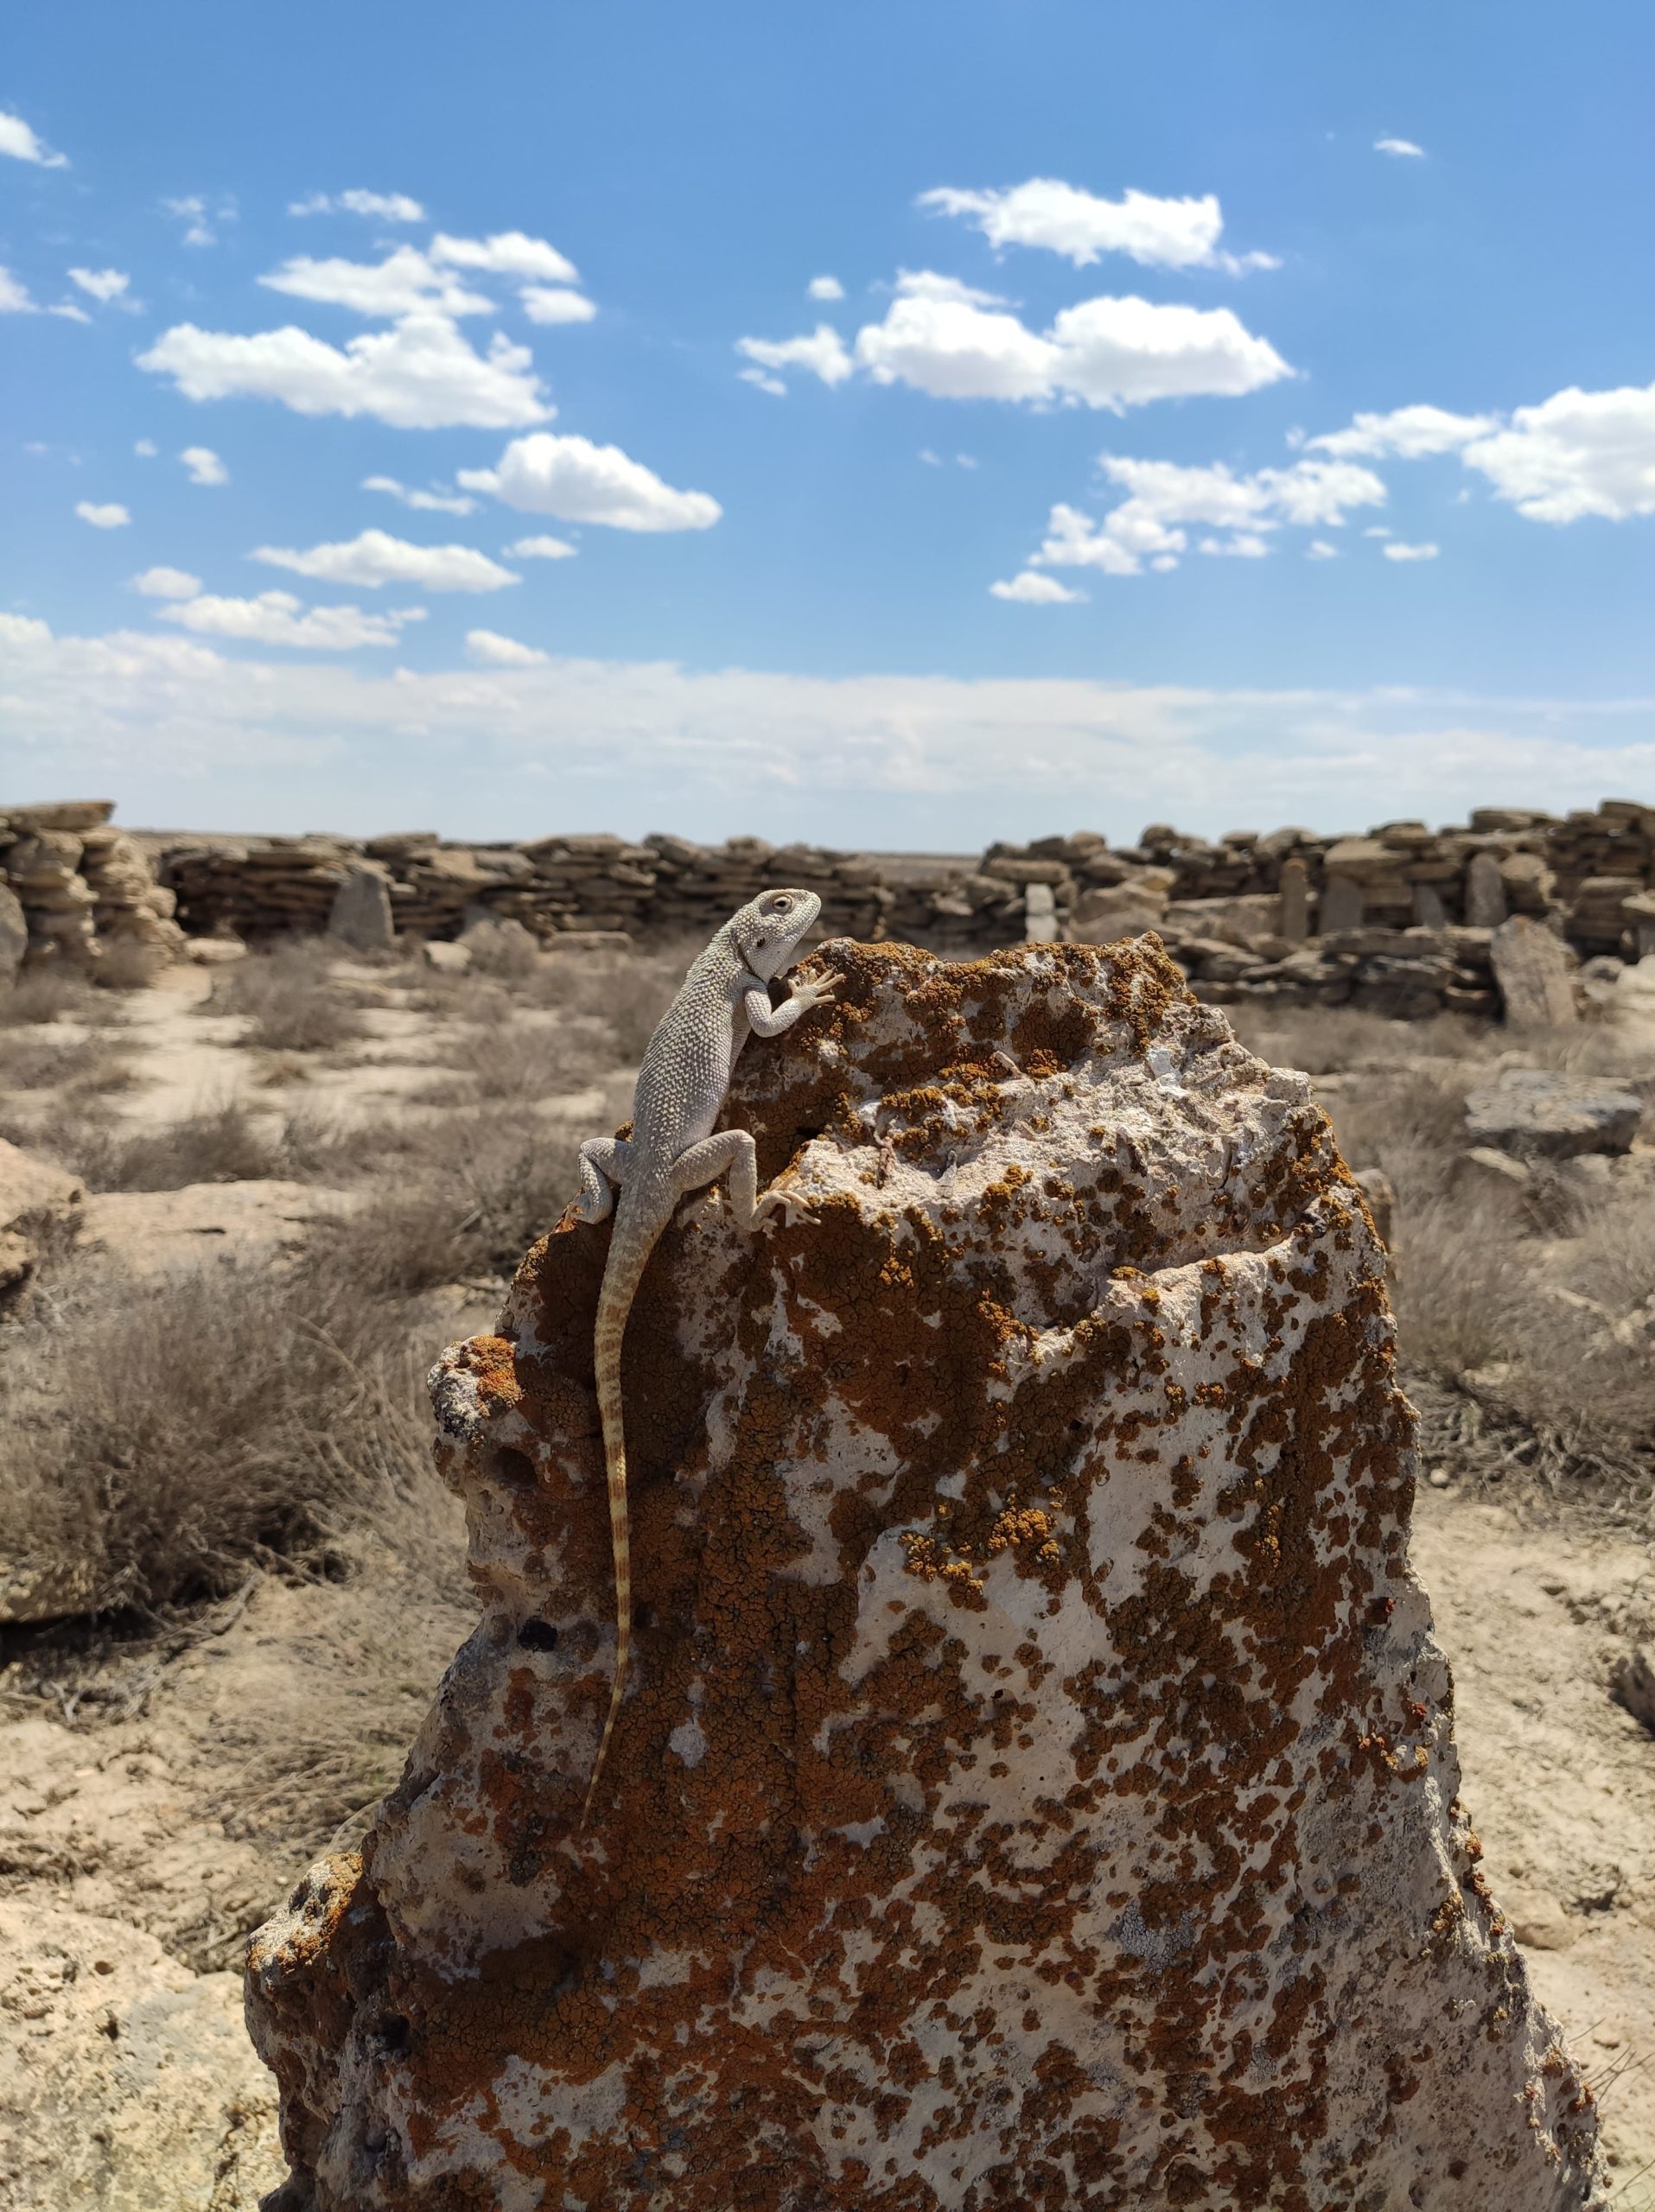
top-left (1413, 1491), bottom-right (1655, 2203)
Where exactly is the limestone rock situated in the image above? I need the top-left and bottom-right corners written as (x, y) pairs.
top-left (1465, 1069), bottom-right (1642, 1160)
top-left (246, 939), bottom-right (1602, 2210)
top-left (328, 862), bottom-right (397, 954)
top-left (0, 1900), bottom-right (282, 2210)
top-left (0, 1137), bottom-right (83, 1306)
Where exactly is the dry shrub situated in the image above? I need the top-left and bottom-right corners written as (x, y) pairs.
top-left (519, 944), bottom-right (685, 1065)
top-left (213, 938), bottom-right (366, 1052)
top-left (2, 1265), bottom-right (411, 1611)
top-left (0, 967), bottom-right (101, 1027)
top-left (66, 1099), bottom-right (283, 1192)
top-left (1225, 1002), bottom-right (1499, 1076)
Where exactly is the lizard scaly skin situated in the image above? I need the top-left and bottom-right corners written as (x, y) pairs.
top-left (570, 889), bottom-right (836, 1829)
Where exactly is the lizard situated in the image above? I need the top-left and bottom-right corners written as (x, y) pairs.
top-left (570, 887), bottom-right (837, 1829)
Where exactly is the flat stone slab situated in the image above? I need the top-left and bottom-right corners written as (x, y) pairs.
top-left (1464, 1069), bottom-right (1643, 1160)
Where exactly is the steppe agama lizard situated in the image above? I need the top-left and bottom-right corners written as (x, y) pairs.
top-left (571, 889), bottom-right (836, 1827)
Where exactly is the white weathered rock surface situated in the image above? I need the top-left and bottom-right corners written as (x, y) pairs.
top-left (0, 1899), bottom-right (282, 2210)
top-left (245, 939), bottom-right (1604, 2210)
top-left (1465, 1068), bottom-right (1642, 1160)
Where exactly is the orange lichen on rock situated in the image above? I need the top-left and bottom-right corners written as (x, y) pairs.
top-left (245, 937), bottom-right (1606, 2211)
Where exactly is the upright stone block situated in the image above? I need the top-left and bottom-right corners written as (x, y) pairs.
top-left (1466, 849), bottom-right (1508, 929)
top-left (327, 861), bottom-right (396, 954)
top-left (246, 940), bottom-right (1604, 2212)
top-left (1277, 854), bottom-right (1308, 944)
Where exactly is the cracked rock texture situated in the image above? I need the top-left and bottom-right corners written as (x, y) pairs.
top-left (245, 938), bottom-right (1605, 2211)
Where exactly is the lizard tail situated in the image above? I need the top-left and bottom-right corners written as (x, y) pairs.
top-left (578, 1225), bottom-right (649, 1831)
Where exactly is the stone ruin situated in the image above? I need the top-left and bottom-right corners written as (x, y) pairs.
top-left (0, 800), bottom-right (184, 988)
top-left (6, 793), bottom-right (1652, 1024)
top-left (245, 939), bottom-right (1605, 2209)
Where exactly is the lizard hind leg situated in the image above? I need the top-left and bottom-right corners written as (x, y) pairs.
top-left (574, 1135), bottom-right (630, 1224)
top-left (669, 1128), bottom-right (811, 1233)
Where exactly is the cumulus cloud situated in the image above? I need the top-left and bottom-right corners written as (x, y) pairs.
top-left (1021, 454), bottom-right (1385, 577)
top-left (735, 324), bottom-right (855, 390)
top-left (990, 571), bottom-right (1087, 604)
top-left (134, 439), bottom-right (158, 457)
top-left (251, 528), bottom-right (519, 592)
top-left (519, 285), bottom-right (596, 324)
top-left (130, 567), bottom-right (202, 599)
top-left (458, 433), bottom-right (721, 531)
top-left (258, 246), bottom-right (494, 319)
top-left (157, 590), bottom-right (424, 649)
top-left (920, 179), bottom-right (1277, 273)
top-left (1308, 382), bottom-right (1655, 527)
top-left (75, 501), bottom-right (130, 529)
top-left (137, 313), bottom-right (551, 429)
top-left (1308, 404), bottom-right (1495, 459)
top-left (430, 231), bottom-right (578, 283)
top-left (807, 275), bottom-right (845, 302)
top-left (67, 266), bottom-right (130, 303)
top-left (1306, 541), bottom-right (1340, 560)
top-left (290, 189), bottom-right (425, 221)
top-left (1458, 383), bottom-right (1655, 522)
top-left (851, 272), bottom-right (1291, 408)
top-left (0, 110), bottom-right (67, 168)
top-left (362, 474), bottom-right (478, 515)
top-left (181, 445), bottom-right (228, 486)
top-left (0, 267), bottom-right (36, 315)
top-left (505, 534), bottom-right (576, 559)
top-left (1383, 541), bottom-right (1440, 561)
top-left (1375, 138), bottom-right (1425, 158)
top-left (466, 628), bottom-right (549, 667)
top-left (739, 368), bottom-right (786, 397)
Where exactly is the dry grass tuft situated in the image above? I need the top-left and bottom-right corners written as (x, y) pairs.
top-left (70, 1099), bottom-right (284, 1191)
top-left (212, 938), bottom-right (367, 1052)
top-left (0, 966), bottom-right (103, 1028)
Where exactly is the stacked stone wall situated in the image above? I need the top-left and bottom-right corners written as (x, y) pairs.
top-left (6, 796), bottom-right (1654, 1016)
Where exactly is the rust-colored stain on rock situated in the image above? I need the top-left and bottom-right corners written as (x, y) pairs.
top-left (245, 937), bottom-right (1606, 2210)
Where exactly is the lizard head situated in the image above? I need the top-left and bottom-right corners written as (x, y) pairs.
top-left (730, 887), bottom-right (822, 980)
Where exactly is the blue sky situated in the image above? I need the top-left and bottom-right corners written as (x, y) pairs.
top-left (4, 0), bottom-right (1655, 847)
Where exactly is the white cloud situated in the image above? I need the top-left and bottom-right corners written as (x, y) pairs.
top-left (505, 534), bottom-right (576, 559)
top-left (739, 366), bottom-right (787, 397)
top-left (1308, 404), bottom-right (1495, 459)
top-left (1375, 138), bottom-right (1426, 159)
top-left (852, 273), bottom-right (1291, 408)
top-left (430, 231), bottom-right (578, 283)
top-left (920, 178), bottom-right (1277, 273)
top-left (466, 628), bottom-right (549, 667)
top-left (181, 444), bottom-right (228, 486)
top-left (290, 189), bottom-right (425, 222)
top-left (163, 194), bottom-right (232, 247)
top-left (134, 439), bottom-right (157, 457)
top-left (67, 266), bottom-right (130, 302)
top-left (735, 323), bottom-right (855, 389)
top-left (990, 571), bottom-right (1087, 604)
top-left (1383, 541), bottom-right (1439, 561)
top-left (0, 267), bottom-right (37, 315)
top-left (1023, 454), bottom-right (1385, 577)
top-left (807, 275), bottom-right (845, 302)
top-left (458, 432), bottom-right (721, 531)
top-left (1306, 540), bottom-right (1340, 560)
top-left (258, 246), bottom-right (493, 318)
top-left (1459, 384), bottom-right (1655, 522)
top-left (130, 566), bottom-right (202, 599)
top-left (956, 453), bottom-right (978, 469)
top-left (1364, 525), bottom-right (1391, 537)
top-left (13, 608), bottom-right (1655, 836)
top-left (157, 590), bottom-right (424, 649)
top-left (251, 528), bottom-right (519, 593)
top-left (0, 110), bottom-right (67, 168)
top-left (48, 301), bottom-right (90, 323)
top-left (75, 501), bottom-right (130, 529)
top-left (137, 313), bottom-right (551, 429)
top-left (519, 285), bottom-right (596, 324)
top-left (362, 474), bottom-right (478, 515)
